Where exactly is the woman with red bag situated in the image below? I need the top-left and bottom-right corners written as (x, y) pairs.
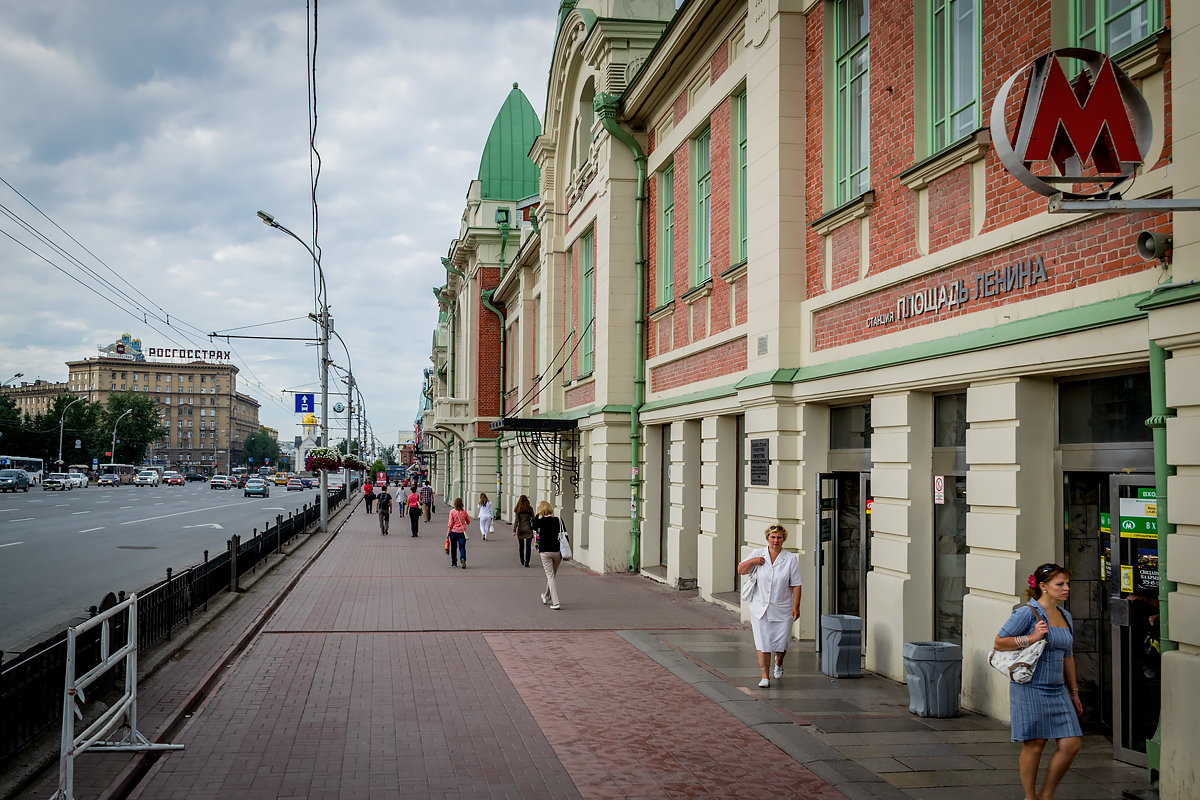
top-left (447, 498), bottom-right (471, 568)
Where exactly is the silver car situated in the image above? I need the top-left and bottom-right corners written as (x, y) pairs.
top-left (66, 472), bottom-right (88, 488)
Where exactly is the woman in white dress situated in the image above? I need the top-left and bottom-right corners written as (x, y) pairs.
top-left (737, 523), bottom-right (802, 688)
top-left (477, 493), bottom-right (493, 541)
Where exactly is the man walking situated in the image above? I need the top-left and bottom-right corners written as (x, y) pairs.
top-left (419, 480), bottom-right (434, 522)
top-left (377, 484), bottom-right (393, 536)
top-left (364, 482), bottom-right (375, 514)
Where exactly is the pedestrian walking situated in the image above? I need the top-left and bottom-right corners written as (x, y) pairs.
top-left (994, 563), bottom-right (1083, 800)
top-left (364, 482), bottom-right (375, 514)
top-left (477, 493), bottom-right (493, 541)
top-left (737, 523), bottom-right (801, 688)
top-left (511, 494), bottom-right (535, 567)
top-left (531, 500), bottom-right (564, 609)
top-left (419, 480), bottom-right (433, 522)
top-left (407, 485), bottom-right (422, 536)
top-left (377, 485), bottom-right (393, 536)
top-left (447, 498), bottom-right (470, 568)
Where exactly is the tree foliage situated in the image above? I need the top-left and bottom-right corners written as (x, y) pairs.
top-left (0, 391), bottom-right (165, 468)
top-left (242, 428), bottom-right (281, 468)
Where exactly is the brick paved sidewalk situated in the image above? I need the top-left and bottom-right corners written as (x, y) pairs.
top-left (14, 489), bottom-right (1154, 799)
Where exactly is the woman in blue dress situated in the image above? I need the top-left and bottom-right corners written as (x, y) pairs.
top-left (994, 563), bottom-right (1083, 800)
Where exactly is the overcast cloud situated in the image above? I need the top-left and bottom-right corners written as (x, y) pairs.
top-left (0, 0), bottom-right (557, 449)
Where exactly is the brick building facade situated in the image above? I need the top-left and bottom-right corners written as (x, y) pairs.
top-left (426, 2), bottom-right (1200, 793)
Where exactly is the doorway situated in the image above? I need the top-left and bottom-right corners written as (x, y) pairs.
top-left (817, 471), bottom-right (871, 619)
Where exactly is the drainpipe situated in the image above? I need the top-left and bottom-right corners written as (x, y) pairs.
top-left (458, 440), bottom-right (465, 503)
top-left (441, 259), bottom-right (466, 398)
top-left (1144, 339), bottom-right (1177, 779)
top-left (595, 92), bottom-right (646, 571)
top-left (482, 288), bottom-right (506, 518)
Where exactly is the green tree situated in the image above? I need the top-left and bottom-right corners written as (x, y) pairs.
top-left (103, 393), bottom-right (167, 465)
top-left (336, 438), bottom-right (362, 457)
top-left (380, 445), bottom-right (398, 466)
top-left (369, 458), bottom-right (385, 476)
top-left (242, 428), bottom-right (281, 469)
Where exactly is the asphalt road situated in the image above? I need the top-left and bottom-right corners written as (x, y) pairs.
top-left (0, 480), bottom-right (324, 656)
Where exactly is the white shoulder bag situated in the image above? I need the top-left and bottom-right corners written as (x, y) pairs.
top-left (740, 568), bottom-right (758, 602)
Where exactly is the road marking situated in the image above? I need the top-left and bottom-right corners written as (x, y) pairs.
top-left (55, 504), bottom-right (69, 507)
top-left (72, 511), bottom-right (91, 515)
top-left (10, 518), bottom-right (34, 522)
top-left (79, 527), bottom-right (104, 533)
top-left (119, 499), bottom-right (256, 526)
top-left (0, 541), bottom-right (22, 549)
top-left (120, 506), bottom-right (133, 509)
top-left (183, 523), bottom-right (224, 530)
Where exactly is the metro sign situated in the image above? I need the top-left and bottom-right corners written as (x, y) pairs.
top-left (991, 48), bottom-right (1151, 199)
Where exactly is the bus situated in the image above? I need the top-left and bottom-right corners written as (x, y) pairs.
top-left (0, 455), bottom-right (44, 485)
top-left (98, 463), bottom-right (138, 484)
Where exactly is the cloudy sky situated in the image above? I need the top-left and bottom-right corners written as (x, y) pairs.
top-left (0, 0), bottom-right (558, 449)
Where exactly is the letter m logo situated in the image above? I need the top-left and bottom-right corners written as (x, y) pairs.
top-left (1014, 54), bottom-right (1141, 175)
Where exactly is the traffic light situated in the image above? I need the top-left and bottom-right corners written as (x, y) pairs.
top-left (105, 451), bottom-right (112, 457)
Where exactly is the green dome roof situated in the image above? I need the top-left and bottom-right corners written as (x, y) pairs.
top-left (478, 83), bottom-right (542, 201)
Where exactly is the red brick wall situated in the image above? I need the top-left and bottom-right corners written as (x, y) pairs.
top-left (475, 266), bottom-right (502, 439)
top-left (690, 296), bottom-right (708, 340)
top-left (733, 275), bottom-right (747, 325)
top-left (812, 209), bottom-right (1171, 350)
top-left (650, 336), bottom-right (748, 392)
top-left (830, 223), bottom-right (859, 290)
top-left (565, 379), bottom-right (595, 409)
top-left (804, 11), bottom-right (826, 299)
top-left (927, 164), bottom-right (972, 252)
top-left (670, 149), bottom-right (690, 350)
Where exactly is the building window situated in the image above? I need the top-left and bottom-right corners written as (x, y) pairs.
top-left (693, 128), bottom-right (712, 283)
top-left (835, 0), bottom-right (870, 204)
top-left (929, 0), bottom-right (979, 152)
top-left (1072, 0), bottom-right (1164, 56)
top-left (659, 165), bottom-right (675, 304)
top-left (830, 403), bottom-right (873, 449)
top-left (734, 91), bottom-right (748, 264)
top-left (580, 230), bottom-right (595, 376)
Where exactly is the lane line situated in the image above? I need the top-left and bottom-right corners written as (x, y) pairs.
top-left (71, 511), bottom-right (90, 515)
top-left (10, 518), bottom-right (34, 522)
top-left (79, 527), bottom-right (104, 533)
top-left (0, 541), bottom-right (22, 549)
top-left (120, 499), bottom-right (262, 525)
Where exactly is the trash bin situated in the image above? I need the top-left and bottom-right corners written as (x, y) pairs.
top-left (903, 641), bottom-right (962, 718)
top-left (820, 614), bottom-right (862, 678)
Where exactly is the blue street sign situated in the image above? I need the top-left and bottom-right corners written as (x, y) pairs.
top-left (295, 393), bottom-right (315, 414)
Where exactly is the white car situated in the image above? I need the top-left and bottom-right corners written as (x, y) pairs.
top-left (66, 472), bottom-right (89, 488)
top-left (133, 470), bottom-right (161, 487)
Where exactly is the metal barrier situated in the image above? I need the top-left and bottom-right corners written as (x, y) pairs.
top-left (51, 594), bottom-right (182, 800)
top-left (0, 482), bottom-right (354, 767)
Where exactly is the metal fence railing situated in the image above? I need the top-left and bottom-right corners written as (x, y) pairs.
top-left (0, 484), bottom-right (351, 766)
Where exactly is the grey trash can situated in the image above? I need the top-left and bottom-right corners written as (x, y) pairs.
top-left (903, 641), bottom-right (962, 718)
top-left (820, 614), bottom-right (862, 678)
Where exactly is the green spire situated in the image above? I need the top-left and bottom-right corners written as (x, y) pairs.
top-left (477, 83), bottom-right (541, 201)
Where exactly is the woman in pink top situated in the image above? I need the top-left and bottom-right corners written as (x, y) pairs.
top-left (447, 497), bottom-right (471, 568)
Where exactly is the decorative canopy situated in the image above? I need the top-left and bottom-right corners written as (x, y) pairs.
top-left (477, 84), bottom-right (542, 201)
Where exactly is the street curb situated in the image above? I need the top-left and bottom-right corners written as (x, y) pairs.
top-left (98, 499), bottom-right (357, 800)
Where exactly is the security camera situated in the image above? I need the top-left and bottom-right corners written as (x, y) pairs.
top-left (1136, 231), bottom-right (1172, 262)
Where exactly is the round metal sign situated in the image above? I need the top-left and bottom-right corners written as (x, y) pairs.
top-left (990, 48), bottom-right (1152, 199)
top-left (333, 402), bottom-right (345, 413)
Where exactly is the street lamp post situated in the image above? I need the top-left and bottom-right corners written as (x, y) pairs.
top-left (258, 210), bottom-right (330, 532)
top-left (58, 396), bottom-right (86, 467)
top-left (2, 372), bottom-right (23, 387)
top-left (111, 409), bottom-right (133, 464)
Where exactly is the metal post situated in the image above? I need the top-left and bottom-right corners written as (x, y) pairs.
top-left (319, 310), bottom-right (330, 532)
top-left (58, 396), bottom-right (84, 468)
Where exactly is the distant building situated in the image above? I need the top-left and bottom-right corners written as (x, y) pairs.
top-left (0, 379), bottom-right (69, 417)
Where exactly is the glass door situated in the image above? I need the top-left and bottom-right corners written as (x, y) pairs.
top-left (816, 472), bottom-right (870, 640)
top-left (1108, 474), bottom-right (1161, 765)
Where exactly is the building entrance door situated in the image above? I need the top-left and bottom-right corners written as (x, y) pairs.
top-left (1108, 474), bottom-right (1161, 765)
top-left (816, 472), bottom-right (871, 628)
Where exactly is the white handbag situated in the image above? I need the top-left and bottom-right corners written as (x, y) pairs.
top-left (987, 639), bottom-right (1046, 684)
top-left (558, 519), bottom-right (572, 560)
top-left (740, 568), bottom-right (757, 602)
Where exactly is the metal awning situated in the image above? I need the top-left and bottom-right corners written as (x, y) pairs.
top-left (489, 417), bottom-right (579, 497)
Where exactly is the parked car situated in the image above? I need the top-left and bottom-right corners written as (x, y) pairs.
top-left (66, 472), bottom-right (89, 489)
top-left (243, 477), bottom-right (271, 498)
top-left (163, 472), bottom-right (185, 486)
top-left (184, 472), bottom-right (206, 482)
top-left (133, 470), bottom-right (160, 487)
top-left (0, 469), bottom-right (30, 492)
top-left (97, 473), bottom-right (121, 487)
top-left (286, 478), bottom-right (304, 491)
top-left (44, 473), bottom-right (72, 491)
top-left (209, 474), bottom-right (233, 490)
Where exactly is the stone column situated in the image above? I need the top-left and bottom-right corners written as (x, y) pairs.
top-left (960, 377), bottom-right (1055, 719)
top-left (699, 415), bottom-right (738, 597)
top-left (667, 419), bottom-right (701, 589)
top-left (866, 392), bottom-right (934, 680)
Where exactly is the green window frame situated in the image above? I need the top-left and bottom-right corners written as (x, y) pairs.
top-left (659, 165), bottom-right (675, 304)
top-left (580, 231), bottom-right (595, 376)
top-left (928, 0), bottom-right (979, 152)
top-left (735, 92), bottom-right (748, 264)
top-left (694, 128), bottom-right (712, 284)
top-left (834, 0), bottom-right (870, 205)
top-left (1072, 0), bottom-right (1164, 56)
